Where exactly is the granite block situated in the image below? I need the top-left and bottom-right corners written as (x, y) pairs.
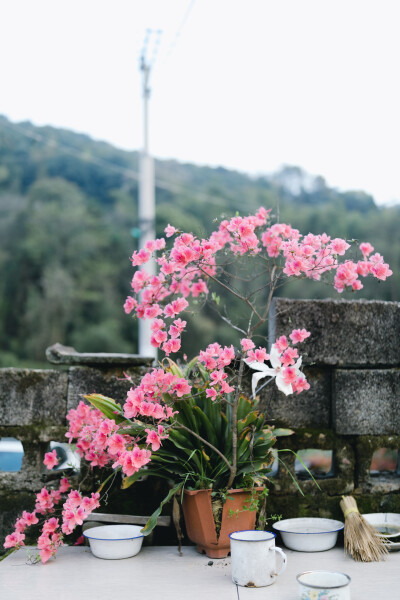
top-left (333, 369), bottom-right (400, 434)
top-left (270, 298), bottom-right (400, 366)
top-left (0, 369), bottom-right (68, 426)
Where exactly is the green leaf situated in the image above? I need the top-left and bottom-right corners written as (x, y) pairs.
top-left (211, 292), bottom-right (220, 305)
top-left (277, 450), bottom-right (322, 494)
top-left (192, 405), bottom-right (218, 447)
top-left (272, 428), bottom-right (294, 437)
top-left (141, 481), bottom-right (184, 536)
top-left (237, 396), bottom-right (253, 421)
top-left (121, 470), bottom-right (146, 489)
top-left (183, 356), bottom-right (199, 378)
top-left (0, 548), bottom-right (17, 562)
top-left (237, 411), bottom-right (259, 435)
top-left (165, 358), bottom-right (184, 378)
top-left (84, 394), bottom-right (126, 424)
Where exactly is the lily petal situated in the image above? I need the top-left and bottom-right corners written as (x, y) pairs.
top-left (269, 344), bottom-right (282, 369)
top-left (275, 373), bottom-right (293, 396)
top-left (251, 371), bottom-right (271, 397)
top-left (244, 359), bottom-right (273, 373)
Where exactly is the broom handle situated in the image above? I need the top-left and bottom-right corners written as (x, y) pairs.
top-left (343, 507), bottom-right (359, 518)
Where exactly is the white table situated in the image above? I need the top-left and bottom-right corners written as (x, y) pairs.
top-left (1, 545), bottom-right (398, 599)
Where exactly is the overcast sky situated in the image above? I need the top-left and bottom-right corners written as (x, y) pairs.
top-left (1, 0), bottom-right (400, 205)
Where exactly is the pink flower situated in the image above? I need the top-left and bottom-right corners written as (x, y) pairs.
top-left (22, 511), bottom-right (39, 526)
top-left (145, 429), bottom-right (162, 451)
top-left (292, 376), bottom-right (310, 394)
top-left (206, 388), bottom-right (218, 400)
top-left (14, 518), bottom-right (27, 533)
top-left (330, 238), bottom-right (350, 255)
top-left (35, 488), bottom-right (54, 514)
top-left (191, 280), bottom-right (208, 297)
top-left (59, 478), bottom-right (70, 494)
top-left (67, 490), bottom-right (82, 508)
top-left (43, 449), bottom-right (59, 470)
top-left (151, 318), bottom-right (166, 332)
top-left (370, 262), bottom-right (393, 281)
top-left (173, 378), bottom-right (191, 397)
top-left (165, 224), bottom-right (177, 237)
top-left (139, 401), bottom-right (156, 417)
top-left (360, 242), bottom-right (374, 257)
top-left (241, 338), bottom-right (255, 351)
top-left (275, 336), bottom-right (288, 353)
top-left (162, 338), bottom-right (181, 355)
top-left (247, 347), bottom-right (270, 363)
top-left (281, 347), bottom-right (299, 367)
top-left (74, 535), bottom-right (84, 546)
top-left (282, 367), bottom-right (298, 386)
top-left (42, 517), bottom-right (59, 534)
top-left (209, 370), bottom-right (227, 386)
top-left (107, 433), bottom-right (126, 456)
top-left (131, 248), bottom-right (151, 266)
top-left (172, 318), bottom-right (186, 333)
top-left (119, 447), bottom-right (151, 476)
top-left (289, 329), bottom-right (311, 344)
top-left (123, 296), bottom-right (137, 315)
top-left (4, 531), bottom-right (25, 548)
top-left (220, 381), bottom-right (235, 394)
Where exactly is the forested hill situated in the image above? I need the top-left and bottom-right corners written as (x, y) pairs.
top-left (0, 115), bottom-right (398, 366)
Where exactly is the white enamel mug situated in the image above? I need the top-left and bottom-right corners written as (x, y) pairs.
top-left (297, 570), bottom-right (351, 600)
top-left (229, 529), bottom-right (287, 587)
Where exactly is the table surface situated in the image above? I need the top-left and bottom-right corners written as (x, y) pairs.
top-left (1, 544), bottom-right (399, 599)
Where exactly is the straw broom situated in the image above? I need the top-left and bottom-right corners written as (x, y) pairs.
top-left (340, 496), bottom-right (388, 562)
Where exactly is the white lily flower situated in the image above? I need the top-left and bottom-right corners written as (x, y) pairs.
top-left (245, 344), bottom-right (303, 397)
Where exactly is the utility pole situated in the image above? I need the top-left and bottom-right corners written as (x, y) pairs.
top-left (138, 33), bottom-right (158, 360)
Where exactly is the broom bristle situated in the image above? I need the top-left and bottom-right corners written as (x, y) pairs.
top-left (340, 496), bottom-right (388, 562)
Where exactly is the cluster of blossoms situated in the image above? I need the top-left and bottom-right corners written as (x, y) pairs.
top-left (198, 343), bottom-right (236, 401)
top-left (243, 329), bottom-right (311, 397)
top-left (3, 476), bottom-right (100, 563)
top-left (64, 367), bottom-right (191, 479)
top-left (194, 330), bottom-right (311, 402)
top-left (4, 207), bottom-right (392, 563)
top-left (123, 209), bottom-right (392, 341)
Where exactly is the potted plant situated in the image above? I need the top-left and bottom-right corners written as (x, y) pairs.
top-left (2, 207), bottom-right (392, 562)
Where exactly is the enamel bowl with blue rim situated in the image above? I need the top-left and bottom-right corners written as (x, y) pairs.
top-left (83, 524), bottom-right (144, 559)
top-left (272, 517), bottom-right (344, 552)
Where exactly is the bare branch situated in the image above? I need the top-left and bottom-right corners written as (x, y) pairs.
top-left (198, 266), bottom-right (263, 321)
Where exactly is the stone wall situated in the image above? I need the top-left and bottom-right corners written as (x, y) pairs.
top-left (263, 298), bottom-right (400, 521)
top-left (0, 299), bottom-right (399, 548)
top-left (0, 348), bottom-right (155, 548)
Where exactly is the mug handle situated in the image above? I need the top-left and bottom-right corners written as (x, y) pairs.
top-left (268, 546), bottom-right (287, 576)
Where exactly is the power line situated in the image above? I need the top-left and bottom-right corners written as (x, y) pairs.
top-left (165, 0), bottom-right (196, 58)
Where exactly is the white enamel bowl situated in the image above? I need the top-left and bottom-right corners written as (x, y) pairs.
top-left (83, 524), bottom-right (144, 559)
top-left (362, 513), bottom-right (400, 539)
top-left (272, 517), bottom-right (344, 552)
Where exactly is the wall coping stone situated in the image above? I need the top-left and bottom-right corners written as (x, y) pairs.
top-left (46, 343), bottom-right (154, 367)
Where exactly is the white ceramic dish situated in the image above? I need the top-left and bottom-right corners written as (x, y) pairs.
top-left (83, 524), bottom-right (144, 559)
top-left (362, 513), bottom-right (400, 539)
top-left (272, 517), bottom-right (344, 552)
top-left (384, 540), bottom-right (400, 552)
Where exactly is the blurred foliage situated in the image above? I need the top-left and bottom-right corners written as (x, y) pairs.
top-left (0, 115), bottom-right (398, 366)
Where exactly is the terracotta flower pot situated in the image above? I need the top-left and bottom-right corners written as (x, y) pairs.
top-left (182, 488), bottom-right (263, 559)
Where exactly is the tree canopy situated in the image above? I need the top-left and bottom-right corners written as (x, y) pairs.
top-left (0, 115), bottom-right (398, 366)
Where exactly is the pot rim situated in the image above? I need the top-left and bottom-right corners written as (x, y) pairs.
top-left (229, 529), bottom-right (276, 542)
top-left (296, 571), bottom-right (351, 589)
top-left (183, 486), bottom-right (265, 495)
